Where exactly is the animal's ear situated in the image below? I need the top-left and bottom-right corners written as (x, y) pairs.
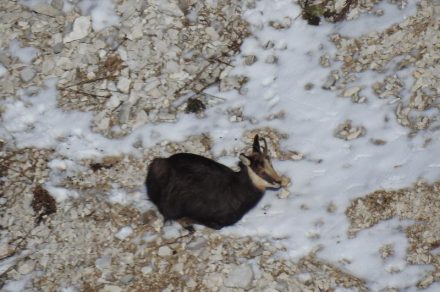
top-left (239, 154), bottom-right (251, 166)
top-left (252, 134), bottom-right (260, 153)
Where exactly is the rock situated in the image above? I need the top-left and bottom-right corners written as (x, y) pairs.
top-left (102, 285), bottom-right (122, 292)
top-left (0, 52), bottom-right (11, 67)
top-left (51, 0), bottom-right (64, 11)
top-left (53, 42), bottom-right (63, 54)
top-left (343, 87), bottom-right (361, 97)
top-left (115, 226), bottom-right (133, 240)
top-left (117, 77), bottom-right (131, 93)
top-left (158, 246), bottom-right (172, 257)
top-left (20, 68), bottom-right (36, 82)
top-left (95, 255), bottom-right (112, 270)
top-left (141, 265), bottom-right (153, 274)
top-left (224, 264), bottom-right (254, 289)
top-left (265, 55), bottom-right (278, 64)
top-left (243, 55), bottom-right (257, 66)
top-left (204, 273), bottom-right (224, 289)
top-left (18, 260), bottom-right (35, 274)
top-left (277, 188), bottom-right (290, 199)
top-left (120, 274), bottom-right (134, 284)
top-left (31, 4), bottom-right (63, 17)
top-left (63, 16), bottom-right (91, 43)
top-left (42, 59), bottom-right (55, 74)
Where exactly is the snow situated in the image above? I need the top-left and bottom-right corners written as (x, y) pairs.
top-left (2, 0), bottom-right (439, 290)
top-left (2, 274), bottom-right (33, 292)
top-left (9, 40), bottom-right (39, 64)
top-left (19, 0), bottom-right (119, 30)
top-left (0, 64), bottom-right (7, 77)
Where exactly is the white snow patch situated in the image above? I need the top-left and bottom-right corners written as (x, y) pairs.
top-left (44, 186), bottom-right (79, 202)
top-left (0, 64), bottom-right (7, 77)
top-left (78, 0), bottom-right (119, 31)
top-left (9, 41), bottom-right (39, 64)
top-left (2, 274), bottom-right (33, 292)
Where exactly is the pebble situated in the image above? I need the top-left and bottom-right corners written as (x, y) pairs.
top-left (158, 246), bottom-right (173, 257)
top-left (117, 77), bottom-right (131, 93)
top-left (223, 264), bottom-right (254, 289)
top-left (102, 285), bottom-right (123, 292)
top-left (141, 265), bottom-right (153, 274)
top-left (31, 4), bottom-right (63, 17)
top-left (51, 0), bottom-right (64, 11)
top-left (20, 68), bottom-right (36, 82)
top-left (18, 261), bottom-right (35, 275)
top-left (63, 16), bottom-right (91, 43)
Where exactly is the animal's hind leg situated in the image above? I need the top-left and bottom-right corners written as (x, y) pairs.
top-left (177, 218), bottom-right (196, 233)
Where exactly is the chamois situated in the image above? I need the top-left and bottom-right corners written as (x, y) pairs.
top-left (146, 135), bottom-right (285, 230)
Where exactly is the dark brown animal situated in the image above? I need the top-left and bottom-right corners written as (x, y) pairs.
top-left (146, 135), bottom-right (285, 230)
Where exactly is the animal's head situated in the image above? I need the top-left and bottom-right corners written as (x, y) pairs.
top-left (239, 134), bottom-right (284, 190)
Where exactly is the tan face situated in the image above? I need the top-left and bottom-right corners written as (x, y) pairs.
top-left (239, 135), bottom-right (284, 190)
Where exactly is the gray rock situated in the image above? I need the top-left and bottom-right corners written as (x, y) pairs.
top-left (53, 42), bottom-right (64, 54)
top-left (224, 264), bottom-right (254, 289)
top-left (51, 0), bottom-right (64, 11)
top-left (120, 274), bottom-right (134, 284)
top-left (117, 77), bottom-right (131, 93)
top-left (42, 59), bottom-right (55, 74)
top-left (31, 4), bottom-right (63, 17)
top-left (63, 16), bottom-right (91, 43)
top-left (102, 285), bottom-right (122, 292)
top-left (158, 246), bottom-right (172, 257)
top-left (20, 68), bottom-right (36, 82)
top-left (0, 52), bottom-right (11, 67)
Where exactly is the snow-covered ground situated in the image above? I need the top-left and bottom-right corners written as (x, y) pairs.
top-left (2, 0), bottom-right (440, 290)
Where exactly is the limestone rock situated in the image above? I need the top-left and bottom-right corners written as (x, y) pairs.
top-left (63, 16), bottom-right (91, 43)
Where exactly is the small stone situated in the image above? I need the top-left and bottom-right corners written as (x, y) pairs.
top-left (243, 55), bottom-right (257, 66)
top-left (95, 255), bottom-right (112, 270)
top-left (326, 202), bottom-right (337, 213)
top-left (117, 77), bottom-right (131, 93)
top-left (224, 264), bottom-right (254, 289)
top-left (120, 274), bottom-right (134, 284)
top-left (343, 87), bottom-right (361, 97)
top-left (141, 265), bottom-right (153, 274)
top-left (0, 52), bottom-right (11, 67)
top-left (115, 226), bottom-right (133, 240)
top-left (42, 59), bottom-right (55, 74)
top-left (18, 261), bottom-right (35, 274)
top-left (304, 83), bottom-right (314, 90)
top-left (158, 246), bottom-right (172, 257)
top-left (20, 68), bottom-right (36, 82)
top-left (51, 0), bottom-right (64, 11)
top-left (31, 4), bottom-right (63, 17)
top-left (370, 138), bottom-right (387, 145)
top-left (63, 16), bottom-right (91, 43)
top-left (102, 285), bottom-right (122, 292)
top-left (265, 55), bottom-right (278, 64)
top-left (53, 42), bottom-right (64, 54)
top-left (277, 188), bottom-right (290, 199)
top-left (320, 55), bottom-right (331, 67)
top-left (418, 275), bottom-right (434, 288)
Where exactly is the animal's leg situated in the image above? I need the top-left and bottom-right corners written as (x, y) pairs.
top-left (177, 217), bottom-right (196, 233)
